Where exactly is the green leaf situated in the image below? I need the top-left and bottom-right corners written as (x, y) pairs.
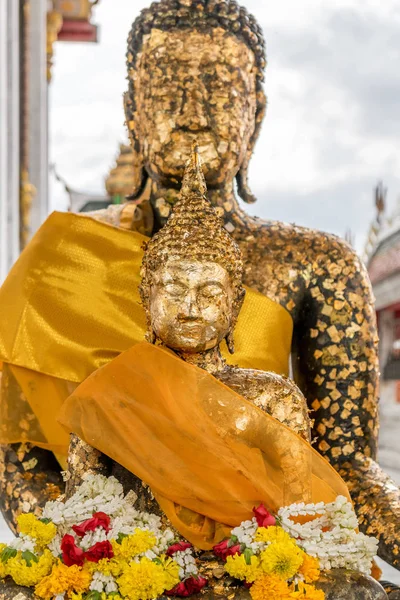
top-left (21, 551), bottom-right (39, 566)
top-left (243, 548), bottom-right (253, 565)
top-left (117, 532), bottom-right (128, 544)
top-left (228, 536), bottom-right (238, 547)
top-left (1, 547), bottom-right (17, 563)
top-left (85, 591), bottom-right (102, 600)
top-left (39, 518), bottom-right (52, 525)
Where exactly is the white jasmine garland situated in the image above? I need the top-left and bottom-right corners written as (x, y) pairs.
top-left (43, 473), bottom-right (177, 559)
top-left (8, 534), bottom-right (36, 553)
top-left (277, 496), bottom-right (378, 574)
top-left (90, 572), bottom-right (118, 593)
top-left (1, 473), bottom-right (203, 598)
top-left (171, 548), bottom-right (199, 580)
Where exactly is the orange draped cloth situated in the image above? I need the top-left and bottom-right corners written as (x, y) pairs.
top-left (58, 342), bottom-right (351, 550)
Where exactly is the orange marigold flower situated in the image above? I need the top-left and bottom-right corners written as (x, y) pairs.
top-left (291, 581), bottom-right (325, 599)
top-left (250, 574), bottom-right (292, 600)
top-left (299, 554), bottom-right (320, 583)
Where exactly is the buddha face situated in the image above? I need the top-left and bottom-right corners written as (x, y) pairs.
top-left (130, 28), bottom-right (257, 187)
top-left (149, 259), bottom-right (234, 353)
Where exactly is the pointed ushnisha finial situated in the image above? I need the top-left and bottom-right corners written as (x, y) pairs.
top-left (180, 144), bottom-right (208, 198)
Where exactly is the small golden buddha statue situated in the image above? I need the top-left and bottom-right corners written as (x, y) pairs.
top-left (139, 147), bottom-right (311, 440)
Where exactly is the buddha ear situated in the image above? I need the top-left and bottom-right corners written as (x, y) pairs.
top-left (236, 87), bottom-right (267, 204)
top-left (123, 91), bottom-right (148, 200)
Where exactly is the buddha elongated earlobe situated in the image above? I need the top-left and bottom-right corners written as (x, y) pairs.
top-left (236, 88), bottom-right (267, 204)
top-left (123, 91), bottom-right (148, 200)
top-left (225, 330), bottom-right (235, 354)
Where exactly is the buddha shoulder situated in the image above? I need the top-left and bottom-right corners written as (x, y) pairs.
top-left (243, 217), bottom-right (362, 268)
top-left (214, 366), bottom-right (311, 442)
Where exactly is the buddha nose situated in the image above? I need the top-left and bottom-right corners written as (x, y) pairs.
top-left (179, 290), bottom-right (201, 320)
top-left (176, 81), bottom-right (209, 131)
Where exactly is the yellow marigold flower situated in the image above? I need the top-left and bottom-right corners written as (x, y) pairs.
top-left (225, 553), bottom-right (262, 583)
top-left (7, 550), bottom-right (54, 587)
top-left (117, 557), bottom-right (169, 600)
top-left (100, 595), bottom-right (123, 600)
top-left (84, 557), bottom-right (126, 578)
top-left (157, 554), bottom-right (180, 591)
top-left (17, 513), bottom-right (57, 549)
top-left (299, 554), bottom-right (320, 584)
top-left (35, 562), bottom-right (91, 598)
top-left (0, 544), bottom-right (7, 579)
top-left (292, 581), bottom-right (325, 599)
top-left (250, 574), bottom-right (292, 600)
top-left (261, 541), bottom-right (303, 580)
top-left (112, 529), bottom-right (157, 560)
top-left (255, 526), bottom-right (292, 545)
top-left (17, 514), bottom-right (57, 550)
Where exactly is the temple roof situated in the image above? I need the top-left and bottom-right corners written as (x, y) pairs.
top-left (368, 223), bottom-right (400, 285)
top-left (366, 184), bottom-right (400, 285)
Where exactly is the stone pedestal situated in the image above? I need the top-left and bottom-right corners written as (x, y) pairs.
top-left (315, 569), bottom-right (388, 599)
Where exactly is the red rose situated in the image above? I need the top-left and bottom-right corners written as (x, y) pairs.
top-left (85, 540), bottom-right (114, 563)
top-left (166, 542), bottom-right (193, 557)
top-left (166, 582), bottom-right (188, 597)
top-left (72, 512), bottom-right (111, 537)
top-left (61, 534), bottom-right (85, 566)
top-left (213, 539), bottom-right (241, 560)
top-left (185, 576), bottom-right (207, 595)
top-left (252, 504), bottom-right (276, 527)
top-left (166, 576), bottom-right (207, 597)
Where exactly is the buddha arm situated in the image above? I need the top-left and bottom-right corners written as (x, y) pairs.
top-left (292, 238), bottom-right (400, 569)
top-left (65, 433), bottom-right (111, 498)
top-left (65, 434), bottom-right (161, 514)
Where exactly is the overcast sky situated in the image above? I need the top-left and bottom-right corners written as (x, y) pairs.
top-left (49, 0), bottom-right (400, 253)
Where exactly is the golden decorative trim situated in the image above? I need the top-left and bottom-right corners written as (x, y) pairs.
top-left (20, 169), bottom-right (36, 248)
top-left (46, 10), bottom-right (63, 82)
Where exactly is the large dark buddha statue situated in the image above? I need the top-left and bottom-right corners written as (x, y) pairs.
top-left (0, 0), bottom-right (398, 591)
top-left (114, 0), bottom-right (398, 571)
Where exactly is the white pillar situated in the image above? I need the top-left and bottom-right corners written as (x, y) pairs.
top-left (29, 0), bottom-right (49, 237)
top-left (0, 0), bottom-right (20, 283)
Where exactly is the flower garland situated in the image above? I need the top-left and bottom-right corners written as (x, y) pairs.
top-left (0, 473), bottom-right (378, 600)
top-left (0, 475), bottom-right (205, 600)
top-left (212, 499), bottom-right (378, 600)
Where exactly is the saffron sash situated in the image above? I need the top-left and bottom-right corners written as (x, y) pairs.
top-left (58, 342), bottom-right (351, 550)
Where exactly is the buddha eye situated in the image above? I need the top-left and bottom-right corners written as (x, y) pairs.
top-left (163, 283), bottom-right (186, 297)
top-left (200, 284), bottom-right (224, 298)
